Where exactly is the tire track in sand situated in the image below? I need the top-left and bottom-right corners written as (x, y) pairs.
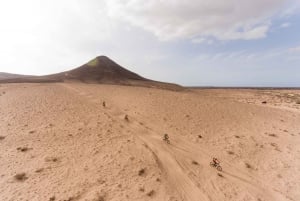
top-left (61, 83), bottom-right (287, 201)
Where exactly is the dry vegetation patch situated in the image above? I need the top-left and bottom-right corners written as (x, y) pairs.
top-left (147, 190), bottom-right (155, 197)
top-left (17, 147), bottom-right (30, 152)
top-left (192, 160), bottom-right (199, 165)
top-left (245, 163), bottom-right (253, 169)
top-left (14, 173), bottom-right (28, 181)
top-left (138, 168), bottom-right (146, 176)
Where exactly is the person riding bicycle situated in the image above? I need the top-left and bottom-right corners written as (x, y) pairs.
top-left (210, 157), bottom-right (222, 171)
top-left (163, 134), bottom-right (169, 141)
top-left (212, 157), bottom-right (220, 165)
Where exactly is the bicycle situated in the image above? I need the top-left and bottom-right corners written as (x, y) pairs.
top-left (163, 134), bottom-right (170, 144)
top-left (210, 158), bottom-right (222, 171)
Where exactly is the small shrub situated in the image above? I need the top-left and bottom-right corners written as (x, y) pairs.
top-left (147, 190), bottom-right (155, 197)
top-left (245, 163), bottom-right (252, 169)
top-left (268, 133), bottom-right (277, 137)
top-left (227, 151), bottom-right (234, 155)
top-left (45, 157), bottom-right (59, 162)
top-left (0, 136), bottom-right (5, 140)
top-left (49, 196), bottom-right (56, 201)
top-left (96, 196), bottom-right (105, 201)
top-left (14, 173), bottom-right (27, 181)
top-left (35, 168), bottom-right (44, 173)
top-left (124, 115), bottom-right (129, 121)
top-left (138, 168), bottom-right (145, 176)
top-left (192, 160), bottom-right (199, 165)
top-left (17, 147), bottom-right (30, 152)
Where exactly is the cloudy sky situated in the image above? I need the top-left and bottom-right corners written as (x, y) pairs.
top-left (0, 0), bottom-right (299, 86)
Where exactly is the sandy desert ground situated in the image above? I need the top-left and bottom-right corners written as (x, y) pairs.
top-left (0, 83), bottom-right (300, 201)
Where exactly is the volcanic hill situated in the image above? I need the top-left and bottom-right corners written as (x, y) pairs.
top-left (0, 56), bottom-right (182, 90)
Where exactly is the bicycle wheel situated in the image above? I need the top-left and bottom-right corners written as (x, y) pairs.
top-left (210, 162), bottom-right (215, 167)
top-left (217, 165), bottom-right (222, 171)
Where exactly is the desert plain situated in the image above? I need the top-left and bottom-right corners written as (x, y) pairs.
top-left (0, 83), bottom-right (300, 201)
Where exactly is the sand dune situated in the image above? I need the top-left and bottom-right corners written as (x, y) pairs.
top-left (1, 83), bottom-right (299, 201)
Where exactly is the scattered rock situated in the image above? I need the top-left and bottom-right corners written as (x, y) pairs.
top-left (227, 151), bottom-right (234, 155)
top-left (262, 101), bottom-right (267, 104)
top-left (45, 157), bottom-right (59, 162)
top-left (17, 147), bottom-right (30, 152)
top-left (124, 115), bottom-right (129, 121)
top-left (35, 168), bottom-right (44, 173)
top-left (192, 160), bottom-right (199, 165)
top-left (95, 195), bottom-right (105, 201)
top-left (139, 187), bottom-right (145, 192)
top-left (138, 168), bottom-right (146, 176)
top-left (146, 190), bottom-right (155, 197)
top-left (198, 135), bottom-right (202, 139)
top-left (14, 173), bottom-right (28, 181)
top-left (49, 196), bottom-right (56, 201)
top-left (245, 162), bottom-right (252, 169)
top-left (267, 133), bottom-right (277, 137)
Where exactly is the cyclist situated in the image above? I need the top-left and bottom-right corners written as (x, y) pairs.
top-left (212, 157), bottom-right (220, 165)
top-left (163, 134), bottom-right (169, 141)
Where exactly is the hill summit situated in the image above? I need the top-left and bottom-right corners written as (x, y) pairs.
top-left (57, 56), bottom-right (146, 83)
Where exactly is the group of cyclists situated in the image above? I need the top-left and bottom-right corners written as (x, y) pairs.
top-left (102, 100), bottom-right (222, 171)
top-left (163, 133), bottom-right (222, 171)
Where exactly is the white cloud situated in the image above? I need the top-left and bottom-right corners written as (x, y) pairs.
top-left (191, 38), bottom-right (214, 44)
top-left (289, 46), bottom-right (300, 53)
top-left (106, 0), bottom-right (288, 41)
top-left (279, 1), bottom-right (300, 18)
top-left (280, 22), bottom-right (291, 28)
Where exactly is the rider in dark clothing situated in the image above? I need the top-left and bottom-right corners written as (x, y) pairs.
top-left (213, 157), bottom-right (220, 165)
top-left (164, 134), bottom-right (169, 140)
